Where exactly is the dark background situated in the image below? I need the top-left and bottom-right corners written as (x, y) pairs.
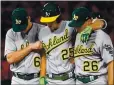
top-left (1, 1), bottom-right (114, 85)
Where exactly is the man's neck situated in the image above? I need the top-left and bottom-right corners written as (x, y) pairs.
top-left (50, 21), bottom-right (61, 32)
top-left (23, 22), bottom-right (32, 34)
top-left (77, 19), bottom-right (91, 33)
top-left (77, 22), bottom-right (90, 33)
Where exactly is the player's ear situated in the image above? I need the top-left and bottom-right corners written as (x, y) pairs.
top-left (87, 19), bottom-right (92, 25)
top-left (84, 19), bottom-right (92, 26)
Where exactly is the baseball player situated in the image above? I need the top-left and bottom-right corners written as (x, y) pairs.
top-left (68, 7), bottom-right (114, 85)
top-left (39, 2), bottom-right (106, 85)
top-left (4, 8), bottom-right (45, 85)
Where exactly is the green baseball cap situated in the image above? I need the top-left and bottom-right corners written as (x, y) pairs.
top-left (91, 12), bottom-right (101, 19)
top-left (12, 8), bottom-right (28, 32)
top-left (40, 2), bottom-right (61, 23)
top-left (68, 7), bottom-right (90, 27)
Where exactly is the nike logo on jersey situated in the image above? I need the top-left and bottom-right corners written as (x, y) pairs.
top-left (42, 29), bottom-right (69, 54)
top-left (74, 43), bottom-right (94, 57)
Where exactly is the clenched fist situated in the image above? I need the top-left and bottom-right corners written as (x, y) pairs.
top-left (30, 41), bottom-right (42, 50)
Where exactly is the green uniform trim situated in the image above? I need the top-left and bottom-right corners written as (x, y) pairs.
top-left (76, 75), bottom-right (99, 83)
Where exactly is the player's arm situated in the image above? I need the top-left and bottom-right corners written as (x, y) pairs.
top-left (40, 49), bottom-right (46, 77)
top-left (100, 32), bottom-right (114, 85)
top-left (89, 19), bottom-right (104, 30)
top-left (80, 19), bottom-right (106, 43)
top-left (108, 60), bottom-right (114, 85)
top-left (90, 12), bottom-right (107, 30)
top-left (69, 29), bottom-right (76, 64)
top-left (6, 41), bottom-right (42, 64)
top-left (40, 49), bottom-right (47, 85)
top-left (69, 47), bottom-right (75, 64)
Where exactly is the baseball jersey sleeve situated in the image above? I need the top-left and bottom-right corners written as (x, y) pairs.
top-left (100, 32), bottom-right (114, 64)
top-left (4, 29), bottom-right (17, 57)
top-left (37, 24), bottom-right (46, 40)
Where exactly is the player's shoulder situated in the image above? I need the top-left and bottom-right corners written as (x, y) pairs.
top-left (96, 29), bottom-right (110, 39)
top-left (5, 28), bottom-right (17, 40)
top-left (62, 20), bottom-right (74, 29)
top-left (60, 20), bottom-right (69, 25)
top-left (33, 22), bottom-right (46, 28)
top-left (6, 28), bottom-right (16, 36)
top-left (32, 23), bottom-right (47, 33)
top-left (63, 20), bottom-right (70, 23)
top-left (63, 20), bottom-right (70, 25)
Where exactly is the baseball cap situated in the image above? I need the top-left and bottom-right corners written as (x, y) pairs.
top-left (91, 12), bottom-right (101, 19)
top-left (68, 7), bottom-right (90, 27)
top-left (40, 2), bottom-right (61, 23)
top-left (12, 8), bottom-right (28, 32)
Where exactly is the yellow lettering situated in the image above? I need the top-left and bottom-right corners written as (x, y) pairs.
top-left (74, 44), bottom-right (94, 57)
top-left (43, 29), bottom-right (69, 54)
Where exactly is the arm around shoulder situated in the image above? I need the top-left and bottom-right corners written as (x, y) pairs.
top-left (90, 19), bottom-right (104, 30)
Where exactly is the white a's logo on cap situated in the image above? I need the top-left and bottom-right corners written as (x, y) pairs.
top-left (46, 12), bottom-right (50, 17)
top-left (73, 15), bottom-right (78, 20)
top-left (15, 19), bottom-right (21, 24)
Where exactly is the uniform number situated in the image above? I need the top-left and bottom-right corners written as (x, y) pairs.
top-left (61, 48), bottom-right (74, 60)
top-left (34, 56), bottom-right (40, 67)
top-left (62, 49), bottom-right (68, 60)
top-left (83, 61), bottom-right (98, 72)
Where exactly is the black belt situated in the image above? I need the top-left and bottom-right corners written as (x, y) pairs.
top-left (13, 72), bottom-right (40, 80)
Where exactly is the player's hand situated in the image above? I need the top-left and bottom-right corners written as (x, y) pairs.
top-left (80, 26), bottom-right (92, 43)
top-left (30, 41), bottom-right (42, 50)
top-left (91, 18), bottom-right (105, 30)
top-left (39, 77), bottom-right (48, 85)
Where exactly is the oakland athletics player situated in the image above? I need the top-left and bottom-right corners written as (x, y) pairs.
top-left (69, 7), bottom-right (114, 85)
top-left (4, 8), bottom-right (44, 84)
top-left (39, 3), bottom-right (106, 85)
top-left (39, 3), bottom-right (76, 85)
